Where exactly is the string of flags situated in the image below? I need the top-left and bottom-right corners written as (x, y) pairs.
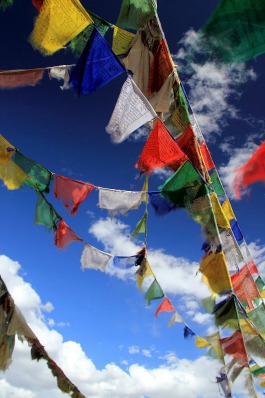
top-left (1, 0), bottom-right (265, 396)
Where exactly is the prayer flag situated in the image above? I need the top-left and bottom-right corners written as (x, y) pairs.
top-left (160, 161), bottom-right (209, 208)
top-left (112, 26), bottom-right (135, 55)
top-left (199, 251), bottom-right (232, 295)
top-left (54, 175), bottom-right (94, 215)
top-left (32, 0), bottom-right (43, 10)
top-left (231, 264), bottom-right (260, 309)
top-left (220, 229), bottom-right (244, 270)
top-left (113, 254), bottom-right (142, 269)
top-left (149, 71), bottom-right (175, 113)
top-left (201, 0), bottom-right (265, 63)
top-left (164, 82), bottom-right (191, 137)
top-left (136, 257), bottom-right (154, 290)
top-left (155, 297), bottom-right (175, 318)
top-left (222, 198), bottom-right (236, 221)
top-left (98, 188), bottom-right (146, 216)
top-left (106, 76), bottom-right (156, 143)
top-left (200, 140), bottom-right (215, 171)
top-left (69, 28), bottom-right (125, 96)
top-left (149, 191), bottom-right (176, 216)
top-left (251, 366), bottom-right (265, 378)
top-left (216, 373), bottom-right (232, 398)
top-left (35, 193), bottom-right (59, 230)
top-left (248, 260), bottom-right (259, 275)
top-left (210, 193), bottom-right (230, 229)
top-left (0, 0), bottom-right (13, 10)
top-left (0, 69), bottom-right (45, 89)
top-left (231, 220), bottom-right (243, 242)
top-left (49, 66), bottom-right (72, 90)
top-left (12, 151), bottom-right (53, 193)
top-left (184, 325), bottom-right (195, 339)
top-left (148, 39), bottom-right (174, 95)
top-left (248, 304), bottom-right (265, 335)
top-left (81, 244), bottom-right (112, 271)
top-left (29, 0), bottom-right (93, 55)
top-left (220, 331), bottom-right (248, 366)
top-left (195, 336), bottom-right (210, 349)
top-left (0, 135), bottom-right (28, 190)
top-left (54, 220), bottom-right (82, 249)
top-left (210, 170), bottom-right (225, 196)
top-left (117, 0), bottom-right (157, 30)
top-left (144, 279), bottom-right (164, 305)
top-left (255, 276), bottom-right (265, 293)
top-left (69, 10), bottom-right (112, 57)
top-left (176, 125), bottom-right (206, 179)
top-left (214, 295), bottom-right (246, 329)
top-left (132, 211), bottom-right (148, 237)
top-left (135, 119), bottom-right (187, 174)
top-left (167, 311), bottom-right (183, 327)
top-left (233, 141), bottom-right (265, 198)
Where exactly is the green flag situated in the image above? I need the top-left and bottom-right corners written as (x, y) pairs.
top-left (69, 11), bottom-right (112, 57)
top-left (117, 0), bottom-right (157, 30)
top-left (12, 151), bottom-right (53, 193)
top-left (35, 193), bottom-right (59, 231)
top-left (160, 161), bottom-right (209, 208)
top-left (201, 0), bottom-right (265, 63)
top-left (210, 170), bottom-right (225, 196)
top-left (144, 279), bottom-right (164, 305)
top-left (132, 211), bottom-right (148, 237)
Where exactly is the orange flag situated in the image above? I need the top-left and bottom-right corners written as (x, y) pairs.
top-left (54, 220), bottom-right (82, 249)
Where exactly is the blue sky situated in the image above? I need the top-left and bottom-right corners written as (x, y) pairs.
top-left (0, 1), bottom-right (265, 397)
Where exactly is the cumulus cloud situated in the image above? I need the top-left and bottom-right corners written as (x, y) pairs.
top-left (173, 29), bottom-right (257, 139)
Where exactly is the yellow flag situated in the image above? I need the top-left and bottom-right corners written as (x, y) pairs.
top-left (0, 135), bottom-right (27, 190)
top-left (199, 251), bottom-right (232, 294)
top-left (136, 257), bottom-right (154, 290)
top-left (29, 0), bottom-right (93, 55)
top-left (195, 336), bottom-right (210, 349)
top-left (112, 26), bottom-right (135, 55)
top-left (210, 193), bottom-right (230, 229)
top-left (142, 176), bottom-right (149, 204)
top-left (222, 198), bottom-right (236, 221)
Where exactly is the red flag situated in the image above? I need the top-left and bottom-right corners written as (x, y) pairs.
top-left (176, 125), bottom-right (206, 179)
top-left (54, 175), bottom-right (95, 215)
top-left (231, 264), bottom-right (260, 309)
top-left (233, 141), bottom-right (265, 199)
top-left (32, 0), bottom-right (43, 10)
top-left (155, 297), bottom-right (175, 318)
top-left (135, 119), bottom-right (187, 173)
top-left (148, 39), bottom-right (174, 95)
top-left (248, 260), bottom-right (259, 275)
top-left (54, 220), bottom-right (82, 249)
top-left (200, 140), bottom-right (215, 171)
top-left (220, 331), bottom-right (248, 366)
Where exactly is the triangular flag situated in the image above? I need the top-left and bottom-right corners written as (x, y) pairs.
top-left (106, 76), bottom-right (157, 143)
top-left (32, 0), bottom-right (43, 11)
top-left (54, 220), bottom-right (82, 249)
top-left (222, 198), bottom-right (236, 221)
top-left (167, 311), bottom-right (183, 327)
top-left (35, 192), bottom-right (59, 230)
top-left (201, 0), bottom-right (265, 63)
top-left (29, 0), bottom-right (93, 55)
top-left (155, 297), bottom-right (175, 318)
top-left (117, 0), bottom-right (157, 30)
top-left (54, 175), bottom-right (94, 215)
top-left (81, 244), bottom-right (112, 271)
top-left (132, 211), bottom-right (148, 237)
top-left (195, 336), bottom-right (210, 349)
top-left (69, 28), bottom-right (125, 96)
top-left (112, 25), bottom-right (135, 55)
top-left (144, 279), bottom-right (164, 305)
top-left (184, 325), bottom-right (195, 339)
top-left (200, 140), bottom-right (215, 171)
top-left (135, 119), bottom-right (187, 174)
top-left (136, 257), bottom-right (154, 290)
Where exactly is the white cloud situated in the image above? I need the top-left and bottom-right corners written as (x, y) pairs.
top-left (89, 217), bottom-right (209, 302)
top-left (174, 29), bottom-right (257, 139)
top-left (129, 346), bottom-right (140, 355)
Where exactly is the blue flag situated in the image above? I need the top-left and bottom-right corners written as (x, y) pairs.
top-left (149, 192), bottom-right (176, 216)
top-left (231, 220), bottom-right (243, 242)
top-left (69, 27), bottom-right (125, 96)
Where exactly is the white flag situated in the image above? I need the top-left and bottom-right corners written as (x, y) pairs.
top-left (81, 244), bottom-right (112, 271)
top-left (106, 76), bottom-right (157, 143)
top-left (49, 65), bottom-right (72, 90)
top-left (167, 311), bottom-right (183, 327)
top-left (98, 188), bottom-right (146, 216)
